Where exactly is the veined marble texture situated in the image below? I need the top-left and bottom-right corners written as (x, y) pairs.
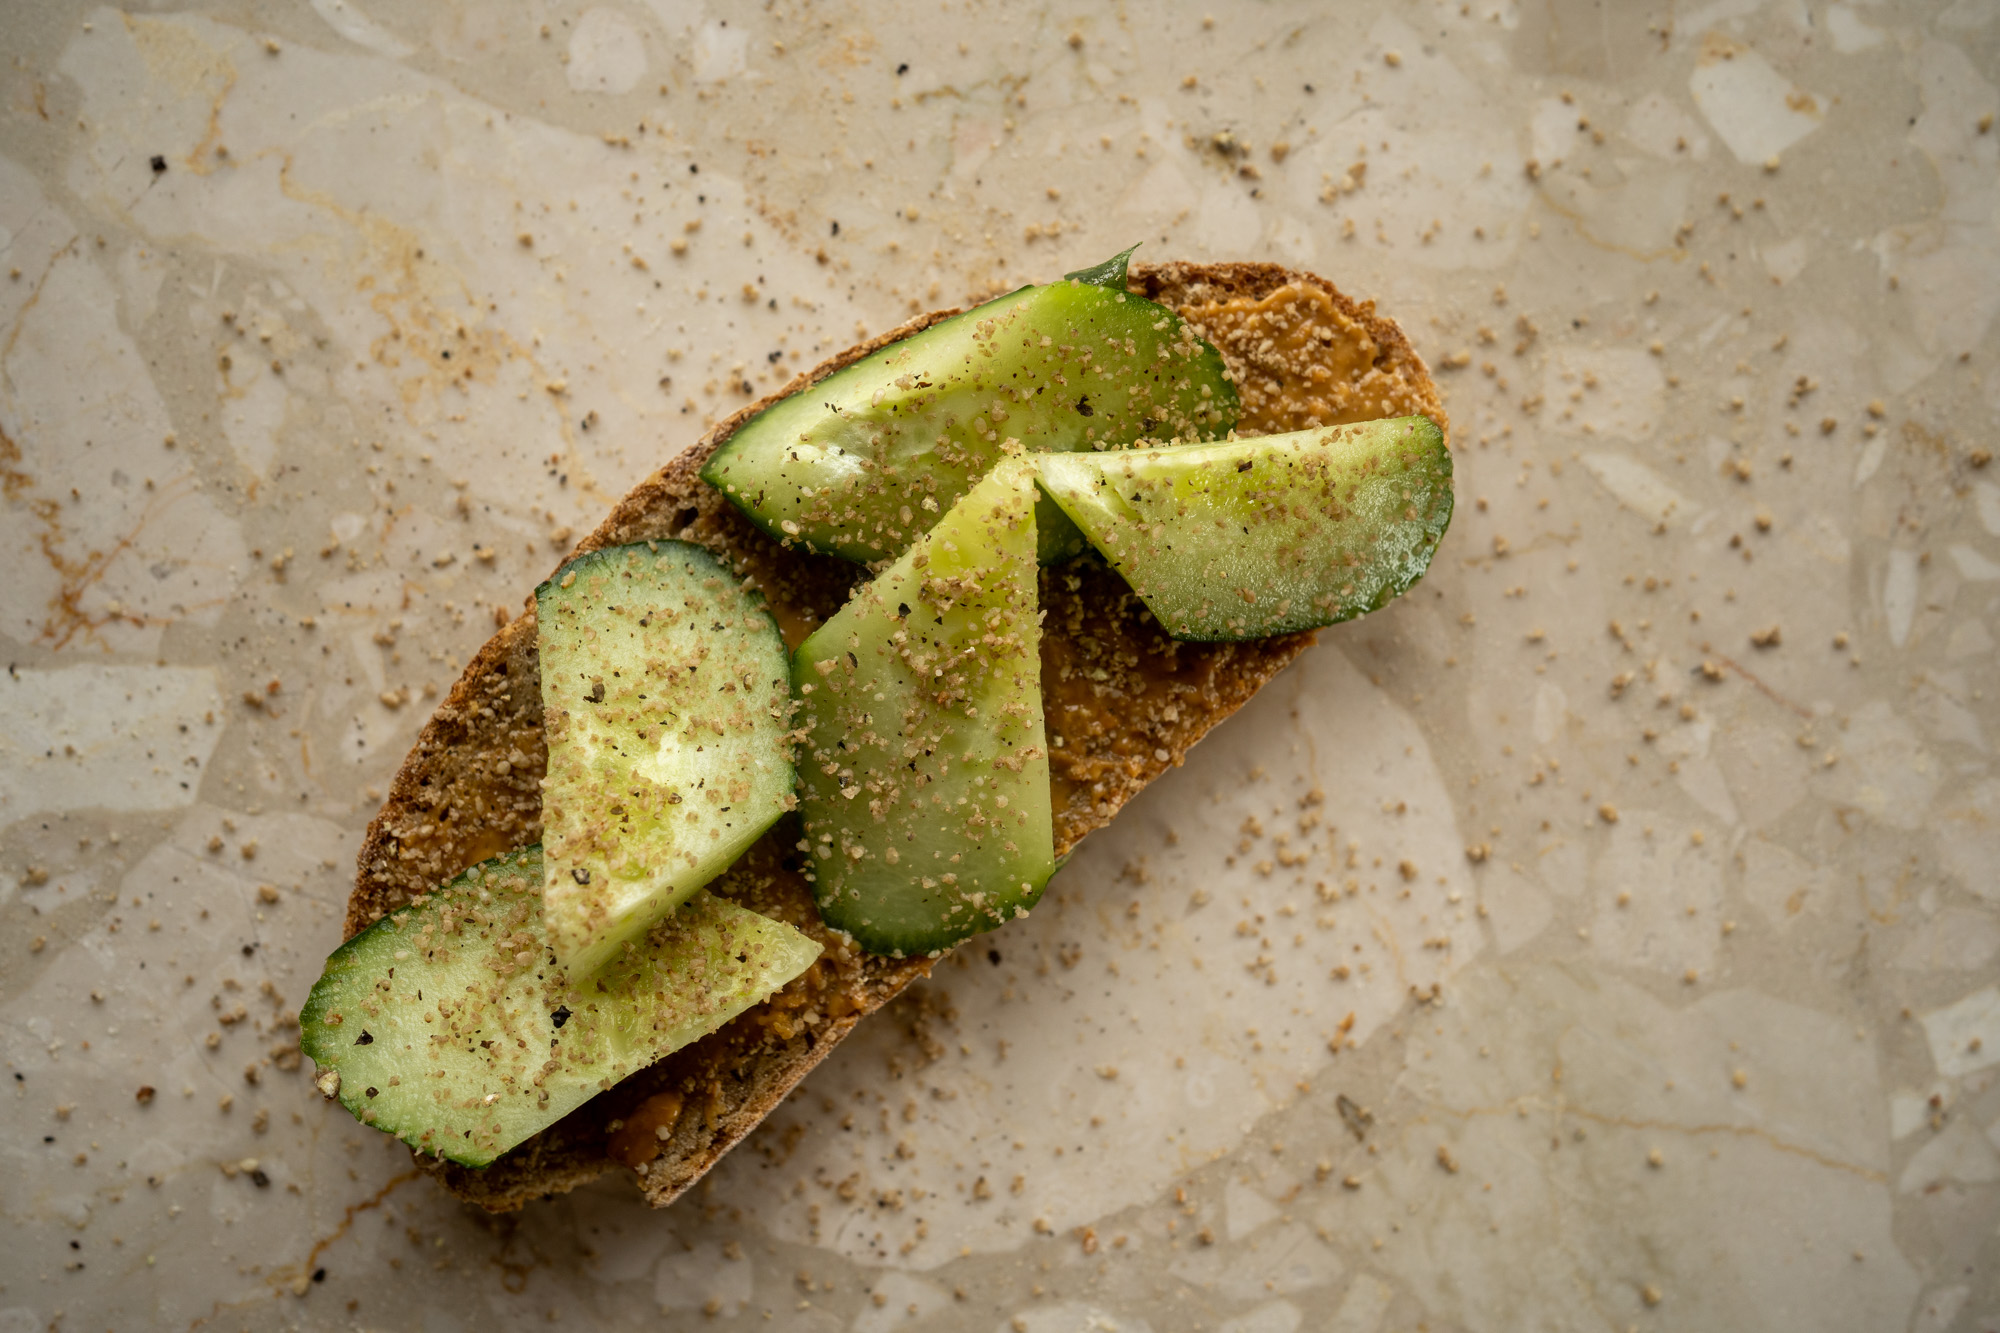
top-left (1, 0), bottom-right (1996, 1329)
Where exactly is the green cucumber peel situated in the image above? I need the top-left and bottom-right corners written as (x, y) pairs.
top-left (700, 248), bottom-right (1236, 566)
top-left (299, 848), bottom-right (820, 1167)
top-left (1062, 243), bottom-right (1141, 289)
top-left (793, 459), bottom-right (1056, 956)
top-left (1037, 416), bottom-right (1454, 641)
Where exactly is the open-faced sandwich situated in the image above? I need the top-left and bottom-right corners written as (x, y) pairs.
top-left (301, 248), bottom-right (1453, 1212)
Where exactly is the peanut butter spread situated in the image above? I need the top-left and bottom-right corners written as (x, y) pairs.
top-left (349, 263), bottom-right (1443, 1213)
top-left (1182, 284), bottom-right (1437, 435)
top-left (605, 1090), bottom-right (684, 1169)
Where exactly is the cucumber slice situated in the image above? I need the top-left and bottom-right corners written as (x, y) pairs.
top-left (794, 459), bottom-right (1054, 956)
top-left (1037, 416), bottom-right (1454, 641)
top-left (536, 541), bottom-right (794, 978)
top-left (299, 848), bottom-right (820, 1167)
top-left (700, 247), bottom-right (1237, 565)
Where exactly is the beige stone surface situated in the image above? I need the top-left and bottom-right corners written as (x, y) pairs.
top-left (2, 2), bottom-right (1996, 1329)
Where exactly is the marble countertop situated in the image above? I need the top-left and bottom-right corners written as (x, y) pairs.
top-left (3, 1), bottom-right (1997, 1329)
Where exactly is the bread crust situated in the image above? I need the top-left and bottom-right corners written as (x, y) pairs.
top-left (341, 260), bottom-right (1443, 1212)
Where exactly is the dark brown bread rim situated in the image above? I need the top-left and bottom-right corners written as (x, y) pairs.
top-left (342, 260), bottom-right (1446, 1212)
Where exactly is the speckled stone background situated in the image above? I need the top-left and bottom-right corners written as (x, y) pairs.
top-left (3, 1), bottom-right (1997, 1330)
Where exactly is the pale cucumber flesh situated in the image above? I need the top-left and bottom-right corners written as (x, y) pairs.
top-left (1036, 416), bottom-right (1454, 640)
top-left (536, 541), bottom-right (794, 978)
top-left (299, 848), bottom-right (821, 1167)
top-left (793, 459), bottom-right (1055, 956)
top-left (701, 262), bottom-right (1237, 565)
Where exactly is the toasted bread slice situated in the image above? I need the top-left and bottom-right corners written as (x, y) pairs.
top-left (343, 260), bottom-right (1446, 1212)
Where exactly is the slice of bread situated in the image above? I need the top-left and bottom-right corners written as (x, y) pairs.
top-left (343, 260), bottom-right (1446, 1212)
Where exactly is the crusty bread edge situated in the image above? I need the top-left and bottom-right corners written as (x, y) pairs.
top-left (343, 259), bottom-right (1443, 1212)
